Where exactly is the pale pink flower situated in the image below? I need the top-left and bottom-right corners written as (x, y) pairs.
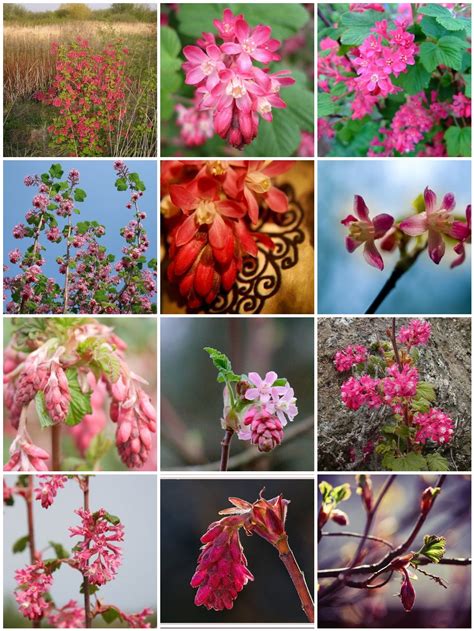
top-left (15, 562), bottom-right (53, 621)
top-left (245, 371), bottom-right (278, 404)
top-left (47, 600), bottom-right (85, 628)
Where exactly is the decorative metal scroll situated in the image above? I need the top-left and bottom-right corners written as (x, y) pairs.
top-left (208, 184), bottom-right (306, 314)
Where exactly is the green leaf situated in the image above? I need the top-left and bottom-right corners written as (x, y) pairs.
top-left (332, 483), bottom-right (351, 503)
top-left (74, 188), bottom-right (87, 202)
top-left (86, 433), bottom-right (113, 468)
top-left (339, 10), bottom-right (385, 45)
top-left (115, 177), bottom-right (128, 192)
top-left (49, 541), bottom-right (69, 559)
top-left (437, 35), bottom-right (468, 70)
top-left (418, 4), bottom-right (451, 19)
top-left (318, 92), bottom-right (336, 117)
top-left (383, 452), bottom-right (427, 471)
top-left (444, 126), bottom-right (471, 157)
top-left (43, 558), bottom-right (61, 573)
top-left (161, 26), bottom-right (183, 121)
top-left (101, 607), bottom-right (122, 624)
top-left (64, 368), bottom-right (92, 427)
top-left (80, 581), bottom-right (100, 595)
top-left (244, 108), bottom-right (300, 156)
top-left (203, 346), bottom-right (241, 383)
top-left (419, 41), bottom-right (440, 73)
top-left (13, 535), bottom-right (29, 553)
top-left (463, 74), bottom-right (471, 98)
top-left (49, 163), bottom-right (64, 179)
top-left (393, 63), bottom-right (431, 96)
top-left (35, 391), bottom-right (54, 428)
top-left (420, 535), bottom-right (446, 563)
top-left (319, 481), bottom-right (333, 503)
top-left (93, 510), bottom-right (121, 526)
top-left (283, 84), bottom-right (314, 132)
top-left (425, 453), bottom-right (450, 471)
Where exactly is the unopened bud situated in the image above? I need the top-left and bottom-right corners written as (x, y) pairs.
top-left (330, 508), bottom-right (349, 526)
top-left (420, 487), bottom-right (439, 515)
top-left (400, 572), bottom-right (416, 612)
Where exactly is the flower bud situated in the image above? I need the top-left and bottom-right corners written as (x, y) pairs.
top-left (248, 493), bottom-right (289, 547)
top-left (420, 486), bottom-right (439, 515)
top-left (330, 508), bottom-right (349, 526)
top-left (400, 572), bottom-right (416, 612)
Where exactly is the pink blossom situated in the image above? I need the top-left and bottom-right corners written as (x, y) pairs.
top-left (341, 375), bottom-right (382, 410)
top-left (13, 223), bottom-right (27, 239)
top-left (15, 562), bottom-right (53, 621)
top-left (9, 249), bottom-right (21, 264)
top-left (47, 600), bottom-right (85, 628)
top-left (414, 408), bottom-right (454, 445)
top-left (34, 475), bottom-right (68, 508)
top-left (450, 204), bottom-right (471, 268)
top-left (43, 359), bottom-right (71, 423)
top-left (334, 345), bottom-right (368, 372)
top-left (69, 508), bottom-right (124, 586)
top-left (191, 515), bottom-right (254, 611)
top-left (245, 370), bottom-right (278, 404)
top-left (221, 19), bottom-right (277, 66)
top-left (342, 195), bottom-right (394, 270)
top-left (239, 406), bottom-right (284, 452)
top-left (5, 431), bottom-right (50, 471)
top-left (399, 186), bottom-right (456, 264)
top-left (397, 320), bottom-right (431, 348)
top-left (382, 364), bottom-right (418, 404)
top-left (183, 44), bottom-right (225, 85)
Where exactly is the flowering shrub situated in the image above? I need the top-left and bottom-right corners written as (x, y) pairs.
top-left (5, 475), bottom-right (154, 628)
top-left (204, 347), bottom-right (298, 470)
top-left (333, 319), bottom-right (457, 471)
top-left (35, 37), bottom-right (130, 156)
top-left (161, 4), bottom-right (314, 156)
top-left (4, 161), bottom-right (156, 314)
top-left (340, 186), bottom-right (471, 312)
top-left (161, 159), bottom-right (294, 310)
top-left (4, 318), bottom-right (156, 471)
top-left (318, 475), bottom-right (471, 620)
top-left (191, 490), bottom-right (314, 620)
top-left (318, 4), bottom-right (471, 156)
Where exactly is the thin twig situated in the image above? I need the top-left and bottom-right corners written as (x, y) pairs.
top-left (52, 424), bottom-right (61, 470)
top-left (220, 429), bottom-right (234, 472)
top-left (318, 556), bottom-right (471, 578)
top-left (321, 531), bottom-right (394, 550)
top-left (171, 417), bottom-right (314, 471)
top-left (24, 478), bottom-right (41, 628)
top-left (82, 477), bottom-right (92, 628)
top-left (277, 537), bottom-right (314, 622)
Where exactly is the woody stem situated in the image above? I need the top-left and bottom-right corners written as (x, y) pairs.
top-left (82, 477), bottom-right (92, 628)
top-left (277, 538), bottom-right (314, 623)
top-left (220, 429), bottom-right (234, 472)
top-left (25, 478), bottom-right (40, 628)
top-left (52, 424), bottom-right (61, 470)
top-left (365, 245), bottom-right (426, 314)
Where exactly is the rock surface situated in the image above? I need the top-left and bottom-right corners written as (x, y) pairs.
top-left (317, 317), bottom-right (471, 471)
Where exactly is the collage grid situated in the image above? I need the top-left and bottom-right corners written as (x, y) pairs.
top-left (0, 1), bottom-right (472, 630)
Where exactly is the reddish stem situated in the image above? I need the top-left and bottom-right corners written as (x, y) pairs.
top-left (52, 424), bottom-right (61, 471)
top-left (277, 537), bottom-right (314, 622)
top-left (82, 476), bottom-right (92, 628)
top-left (220, 429), bottom-right (234, 471)
top-left (25, 478), bottom-right (41, 628)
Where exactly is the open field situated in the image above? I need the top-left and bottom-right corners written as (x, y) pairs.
top-left (4, 21), bottom-right (157, 156)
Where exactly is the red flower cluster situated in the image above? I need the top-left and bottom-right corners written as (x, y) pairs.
top-left (36, 37), bottom-right (130, 156)
top-left (161, 160), bottom-right (293, 308)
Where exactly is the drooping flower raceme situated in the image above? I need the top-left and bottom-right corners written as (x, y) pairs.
top-left (15, 562), bottom-right (53, 621)
top-left (34, 475), bottom-right (68, 508)
top-left (179, 9), bottom-right (295, 149)
top-left (69, 508), bottom-right (124, 586)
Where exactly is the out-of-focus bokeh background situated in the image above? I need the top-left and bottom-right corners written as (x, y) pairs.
top-left (318, 474), bottom-right (471, 628)
top-left (160, 317), bottom-right (314, 470)
top-left (4, 474), bottom-right (157, 628)
top-left (161, 478), bottom-right (314, 623)
top-left (3, 317), bottom-right (157, 471)
top-left (318, 160), bottom-right (471, 314)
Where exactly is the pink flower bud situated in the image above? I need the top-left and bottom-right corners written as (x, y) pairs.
top-left (400, 571), bottom-right (416, 612)
top-left (330, 509), bottom-right (349, 526)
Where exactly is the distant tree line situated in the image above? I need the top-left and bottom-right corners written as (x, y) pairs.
top-left (4, 3), bottom-right (157, 23)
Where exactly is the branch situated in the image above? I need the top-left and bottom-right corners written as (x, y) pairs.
top-left (24, 478), bottom-right (40, 629)
top-left (82, 477), bottom-right (92, 628)
top-left (277, 537), bottom-right (314, 622)
top-left (169, 416), bottom-right (314, 471)
top-left (220, 429), bottom-right (234, 471)
top-left (321, 531), bottom-right (394, 550)
top-left (365, 245), bottom-right (426, 314)
top-left (318, 557), bottom-right (472, 578)
top-left (52, 424), bottom-right (61, 470)
top-left (319, 475), bottom-right (396, 601)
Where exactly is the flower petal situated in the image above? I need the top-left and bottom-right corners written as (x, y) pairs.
top-left (399, 213), bottom-right (428, 236)
top-left (235, 18), bottom-right (250, 42)
top-left (346, 236), bottom-right (362, 253)
top-left (428, 229), bottom-right (445, 264)
top-left (363, 240), bottom-right (384, 270)
top-left (183, 45), bottom-right (207, 63)
top-left (266, 186), bottom-right (288, 213)
top-left (442, 192), bottom-right (456, 211)
top-left (170, 185), bottom-right (197, 211)
top-left (244, 187), bottom-right (260, 224)
top-left (424, 186), bottom-right (437, 214)
top-left (354, 195), bottom-right (370, 221)
top-left (248, 372), bottom-right (263, 387)
top-left (175, 213), bottom-right (198, 247)
top-left (373, 213), bottom-right (394, 238)
top-left (209, 214), bottom-right (231, 250)
top-left (264, 371), bottom-right (278, 385)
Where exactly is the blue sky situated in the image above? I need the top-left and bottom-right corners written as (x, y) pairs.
top-left (318, 159), bottom-right (471, 314)
top-left (4, 160), bottom-right (157, 305)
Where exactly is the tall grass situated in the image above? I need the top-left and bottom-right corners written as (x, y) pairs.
top-left (3, 21), bottom-right (157, 156)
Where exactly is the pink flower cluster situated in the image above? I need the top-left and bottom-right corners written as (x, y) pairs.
top-left (191, 515), bottom-right (254, 611)
top-left (334, 345), bottom-right (368, 372)
top-left (382, 364), bottom-right (419, 406)
top-left (237, 371), bottom-right (298, 452)
top-left (181, 9), bottom-right (294, 149)
top-left (414, 408), bottom-right (455, 445)
top-left (69, 508), bottom-right (124, 586)
top-left (340, 375), bottom-right (382, 410)
top-left (34, 475), bottom-right (68, 508)
top-left (46, 600), bottom-right (85, 628)
top-left (15, 562), bottom-right (53, 621)
top-left (44, 360), bottom-right (71, 423)
top-left (175, 101), bottom-right (214, 147)
top-left (397, 320), bottom-right (431, 348)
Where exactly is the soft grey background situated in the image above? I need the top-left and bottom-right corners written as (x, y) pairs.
top-left (318, 159), bottom-right (471, 314)
top-left (4, 475), bottom-right (157, 613)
